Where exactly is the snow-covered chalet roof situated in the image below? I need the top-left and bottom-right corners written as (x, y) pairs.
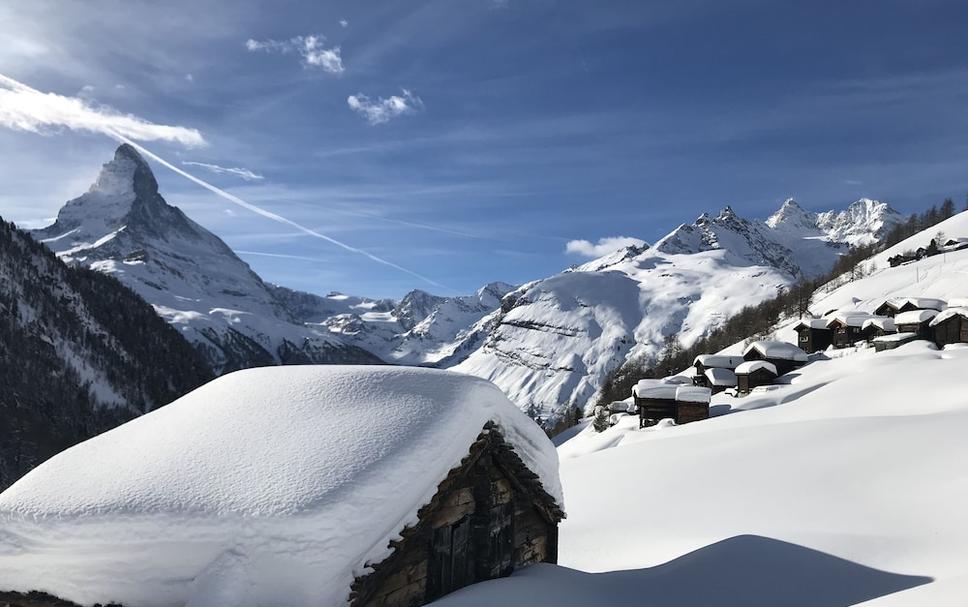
top-left (735, 360), bottom-right (778, 375)
top-left (675, 385), bottom-right (711, 403)
top-left (743, 340), bottom-right (808, 362)
top-left (946, 297), bottom-right (968, 309)
top-left (872, 332), bottom-right (919, 343)
top-left (862, 317), bottom-right (896, 332)
top-left (632, 379), bottom-right (677, 399)
top-left (895, 309), bottom-right (940, 325)
top-left (930, 307), bottom-right (968, 327)
top-left (0, 366), bottom-right (562, 606)
top-left (825, 314), bottom-right (873, 328)
top-left (882, 297), bottom-right (947, 312)
top-left (693, 354), bottom-right (744, 369)
top-left (793, 319), bottom-right (830, 330)
top-left (704, 367), bottom-right (737, 386)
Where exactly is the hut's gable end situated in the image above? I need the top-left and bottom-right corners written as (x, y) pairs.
top-left (350, 425), bottom-right (562, 607)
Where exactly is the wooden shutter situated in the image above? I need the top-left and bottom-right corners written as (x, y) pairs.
top-left (488, 502), bottom-right (514, 578)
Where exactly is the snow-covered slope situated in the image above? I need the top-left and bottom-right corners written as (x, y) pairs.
top-left (454, 200), bottom-right (900, 423)
top-left (32, 145), bottom-right (380, 372)
top-left (440, 340), bottom-right (968, 606)
top-left (0, 365), bottom-right (561, 607)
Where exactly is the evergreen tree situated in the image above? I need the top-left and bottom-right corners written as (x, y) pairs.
top-left (593, 404), bottom-right (611, 433)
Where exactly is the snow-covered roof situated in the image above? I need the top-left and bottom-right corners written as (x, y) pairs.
top-left (862, 317), bottom-right (896, 332)
top-left (675, 385), bottom-right (711, 404)
top-left (0, 366), bottom-right (562, 606)
top-left (946, 297), bottom-right (968, 309)
top-left (895, 309), bottom-right (940, 325)
top-left (793, 319), bottom-right (830, 330)
top-left (872, 332), bottom-right (918, 343)
top-left (704, 367), bottom-right (737, 386)
top-left (660, 375), bottom-right (693, 385)
top-left (882, 297), bottom-right (947, 312)
top-left (824, 314), bottom-right (873, 328)
top-left (693, 354), bottom-right (744, 369)
top-left (930, 307), bottom-right (968, 327)
top-left (735, 360), bottom-right (778, 375)
top-left (632, 379), bottom-right (677, 399)
top-left (743, 340), bottom-right (808, 362)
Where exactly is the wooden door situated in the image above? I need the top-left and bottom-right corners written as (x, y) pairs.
top-left (487, 502), bottom-right (514, 578)
top-left (428, 516), bottom-right (473, 600)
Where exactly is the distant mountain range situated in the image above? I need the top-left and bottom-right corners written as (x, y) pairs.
top-left (28, 145), bottom-right (903, 424)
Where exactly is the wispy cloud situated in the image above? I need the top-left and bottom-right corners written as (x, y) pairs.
top-left (0, 73), bottom-right (205, 146)
top-left (565, 236), bottom-right (646, 258)
top-left (339, 19), bottom-right (349, 28)
top-left (245, 34), bottom-right (344, 74)
top-left (347, 89), bottom-right (423, 125)
top-left (182, 161), bottom-right (264, 181)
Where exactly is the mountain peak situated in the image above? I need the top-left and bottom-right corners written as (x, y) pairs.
top-left (765, 198), bottom-right (818, 231)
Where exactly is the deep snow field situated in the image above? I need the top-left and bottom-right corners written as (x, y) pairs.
top-left (439, 339), bottom-right (968, 606)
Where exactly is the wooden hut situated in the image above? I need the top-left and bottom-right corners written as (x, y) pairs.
top-left (742, 340), bottom-right (808, 376)
top-left (674, 385), bottom-right (711, 424)
top-left (824, 314), bottom-right (874, 348)
top-left (704, 367), bottom-right (737, 394)
top-left (692, 355), bottom-right (744, 387)
top-left (894, 309), bottom-right (939, 340)
top-left (873, 332), bottom-right (919, 352)
top-left (930, 308), bottom-right (968, 347)
top-left (793, 319), bottom-right (833, 353)
top-left (861, 317), bottom-right (896, 341)
top-left (734, 360), bottom-right (778, 394)
top-left (874, 297), bottom-right (946, 318)
top-left (632, 380), bottom-right (677, 428)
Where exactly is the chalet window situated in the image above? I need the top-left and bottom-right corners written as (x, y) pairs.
top-left (428, 516), bottom-right (473, 600)
top-left (799, 333), bottom-right (808, 342)
top-left (487, 502), bottom-right (514, 578)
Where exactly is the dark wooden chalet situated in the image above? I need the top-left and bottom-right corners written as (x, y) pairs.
top-left (893, 309), bottom-right (939, 340)
top-left (692, 355), bottom-right (744, 387)
top-left (793, 319), bottom-right (833, 353)
top-left (930, 308), bottom-right (968, 347)
top-left (704, 367), bottom-right (737, 395)
top-left (350, 422), bottom-right (564, 606)
top-left (861, 317), bottom-right (896, 341)
top-left (742, 340), bottom-right (808, 376)
top-left (734, 360), bottom-right (778, 394)
top-left (674, 386), bottom-right (711, 423)
top-left (888, 253), bottom-right (917, 268)
top-left (874, 297), bottom-right (946, 318)
top-left (632, 381), bottom-right (677, 428)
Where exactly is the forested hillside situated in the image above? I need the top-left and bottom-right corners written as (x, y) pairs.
top-left (0, 218), bottom-right (212, 489)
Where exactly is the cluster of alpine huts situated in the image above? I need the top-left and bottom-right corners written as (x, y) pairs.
top-left (796, 296), bottom-right (968, 353)
top-left (629, 339), bottom-right (811, 429)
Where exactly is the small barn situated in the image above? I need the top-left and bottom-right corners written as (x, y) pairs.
top-left (873, 332), bottom-right (919, 352)
top-left (734, 360), bottom-right (778, 394)
top-left (704, 367), bottom-right (737, 394)
top-left (824, 314), bottom-right (874, 348)
top-left (692, 355), bottom-right (744, 387)
top-left (742, 340), bottom-right (809, 376)
top-left (675, 385), bottom-right (711, 424)
top-left (861, 317), bottom-right (896, 341)
top-left (894, 309), bottom-right (939, 340)
top-left (874, 297), bottom-right (946, 317)
top-left (632, 380), bottom-right (677, 428)
top-left (930, 307), bottom-right (968, 347)
top-left (793, 319), bottom-right (833, 353)
top-left (0, 366), bottom-right (565, 607)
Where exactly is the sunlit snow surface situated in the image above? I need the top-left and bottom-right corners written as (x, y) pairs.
top-left (0, 366), bottom-right (561, 607)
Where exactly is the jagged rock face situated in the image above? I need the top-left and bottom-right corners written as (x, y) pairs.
top-left (816, 198), bottom-right (903, 247)
top-left (33, 145), bottom-right (381, 373)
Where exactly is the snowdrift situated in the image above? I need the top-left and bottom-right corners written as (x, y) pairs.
top-left (0, 366), bottom-right (561, 607)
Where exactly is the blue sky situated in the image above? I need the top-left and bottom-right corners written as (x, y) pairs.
top-left (1, 1), bottom-right (968, 298)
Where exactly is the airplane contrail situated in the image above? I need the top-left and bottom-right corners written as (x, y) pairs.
top-left (109, 132), bottom-right (455, 292)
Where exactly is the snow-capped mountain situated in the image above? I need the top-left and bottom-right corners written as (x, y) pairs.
top-left (33, 144), bottom-right (381, 372)
top-left (816, 197), bottom-right (904, 247)
top-left (453, 200), bottom-right (901, 422)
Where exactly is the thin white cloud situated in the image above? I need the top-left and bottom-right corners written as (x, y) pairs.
top-left (339, 19), bottom-right (349, 28)
top-left (565, 236), bottom-right (647, 258)
top-left (0, 73), bottom-right (205, 146)
top-left (245, 34), bottom-right (344, 74)
top-left (182, 161), bottom-right (264, 181)
top-left (347, 89), bottom-right (423, 125)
